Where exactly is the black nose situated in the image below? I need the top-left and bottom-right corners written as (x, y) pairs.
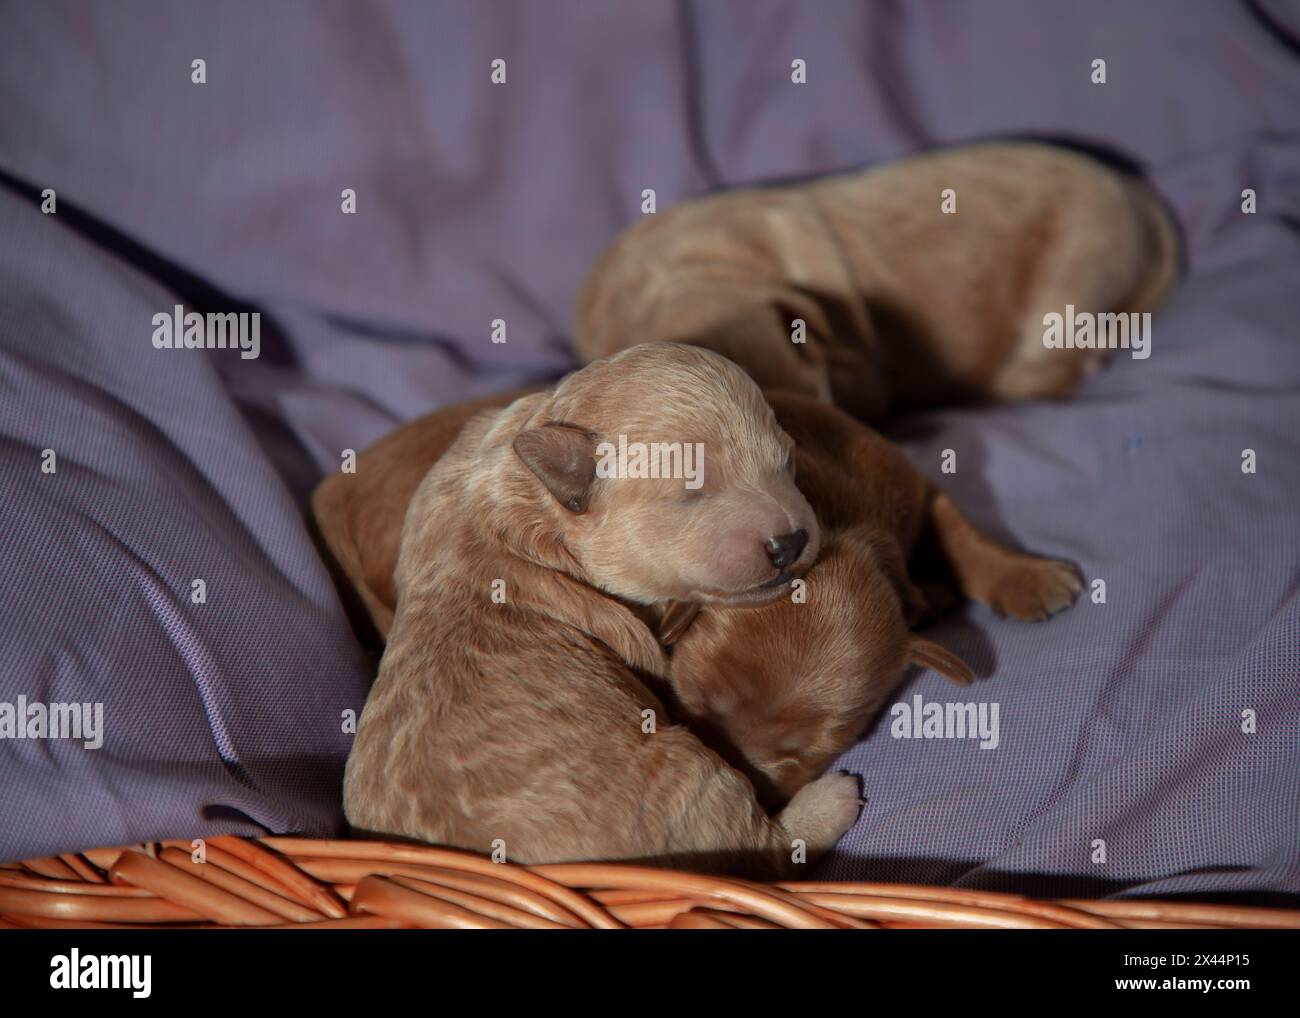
top-left (765, 529), bottom-right (807, 571)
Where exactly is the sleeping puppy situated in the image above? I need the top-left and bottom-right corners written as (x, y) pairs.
top-left (666, 391), bottom-right (1082, 809)
top-left (341, 343), bottom-right (858, 875)
top-left (319, 373), bottom-right (1078, 822)
top-left (576, 141), bottom-right (1180, 419)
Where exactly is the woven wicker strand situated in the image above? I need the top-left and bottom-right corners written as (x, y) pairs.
top-left (1, 838), bottom-right (1297, 930)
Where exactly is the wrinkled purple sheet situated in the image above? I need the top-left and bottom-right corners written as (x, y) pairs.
top-left (1, 1), bottom-right (1297, 900)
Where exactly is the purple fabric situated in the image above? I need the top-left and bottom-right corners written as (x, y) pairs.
top-left (0, 184), bottom-right (372, 856)
top-left (0, 1), bottom-right (1296, 900)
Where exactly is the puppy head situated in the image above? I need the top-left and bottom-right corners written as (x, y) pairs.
top-left (511, 343), bottom-right (820, 606)
top-left (668, 530), bottom-right (972, 807)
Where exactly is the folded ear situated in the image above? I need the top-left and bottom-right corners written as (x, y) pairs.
top-left (657, 601), bottom-right (701, 646)
top-left (513, 423), bottom-right (598, 513)
top-left (907, 636), bottom-right (974, 687)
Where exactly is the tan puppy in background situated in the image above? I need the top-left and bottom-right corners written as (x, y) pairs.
top-left (319, 372), bottom-right (1079, 821)
top-left (577, 142), bottom-right (1180, 419)
top-left (342, 344), bottom-right (858, 876)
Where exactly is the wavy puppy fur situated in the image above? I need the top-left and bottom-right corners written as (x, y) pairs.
top-left (311, 386), bottom-right (542, 643)
top-left (342, 344), bottom-right (858, 875)
top-left (320, 375), bottom-right (1081, 826)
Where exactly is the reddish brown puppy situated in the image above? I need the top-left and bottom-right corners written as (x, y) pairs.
top-left (665, 391), bottom-right (1081, 808)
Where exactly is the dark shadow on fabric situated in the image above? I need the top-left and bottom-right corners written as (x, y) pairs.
top-left (0, 168), bottom-right (299, 368)
top-left (0, 168), bottom-right (324, 501)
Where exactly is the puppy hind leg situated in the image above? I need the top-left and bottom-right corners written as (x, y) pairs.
top-left (990, 203), bottom-right (1150, 402)
top-left (986, 327), bottom-right (1104, 402)
top-left (926, 489), bottom-right (1082, 622)
top-left (991, 285), bottom-right (1116, 401)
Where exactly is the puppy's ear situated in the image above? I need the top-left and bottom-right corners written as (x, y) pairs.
top-left (657, 601), bottom-right (701, 646)
top-left (513, 423), bottom-right (598, 513)
top-left (907, 636), bottom-right (974, 687)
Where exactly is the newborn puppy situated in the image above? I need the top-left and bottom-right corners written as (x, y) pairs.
top-left (667, 391), bottom-right (1082, 808)
top-left (342, 344), bottom-right (856, 875)
top-left (577, 142), bottom-right (1180, 419)
top-left (318, 379), bottom-right (1077, 822)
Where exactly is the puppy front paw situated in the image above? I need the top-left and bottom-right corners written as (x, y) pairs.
top-left (985, 556), bottom-right (1083, 621)
top-left (776, 772), bottom-right (862, 858)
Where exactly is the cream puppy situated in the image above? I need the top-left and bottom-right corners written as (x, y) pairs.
top-left (343, 344), bottom-right (857, 875)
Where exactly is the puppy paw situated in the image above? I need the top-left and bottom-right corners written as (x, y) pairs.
top-left (776, 772), bottom-right (861, 856)
top-left (985, 556), bottom-right (1083, 621)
